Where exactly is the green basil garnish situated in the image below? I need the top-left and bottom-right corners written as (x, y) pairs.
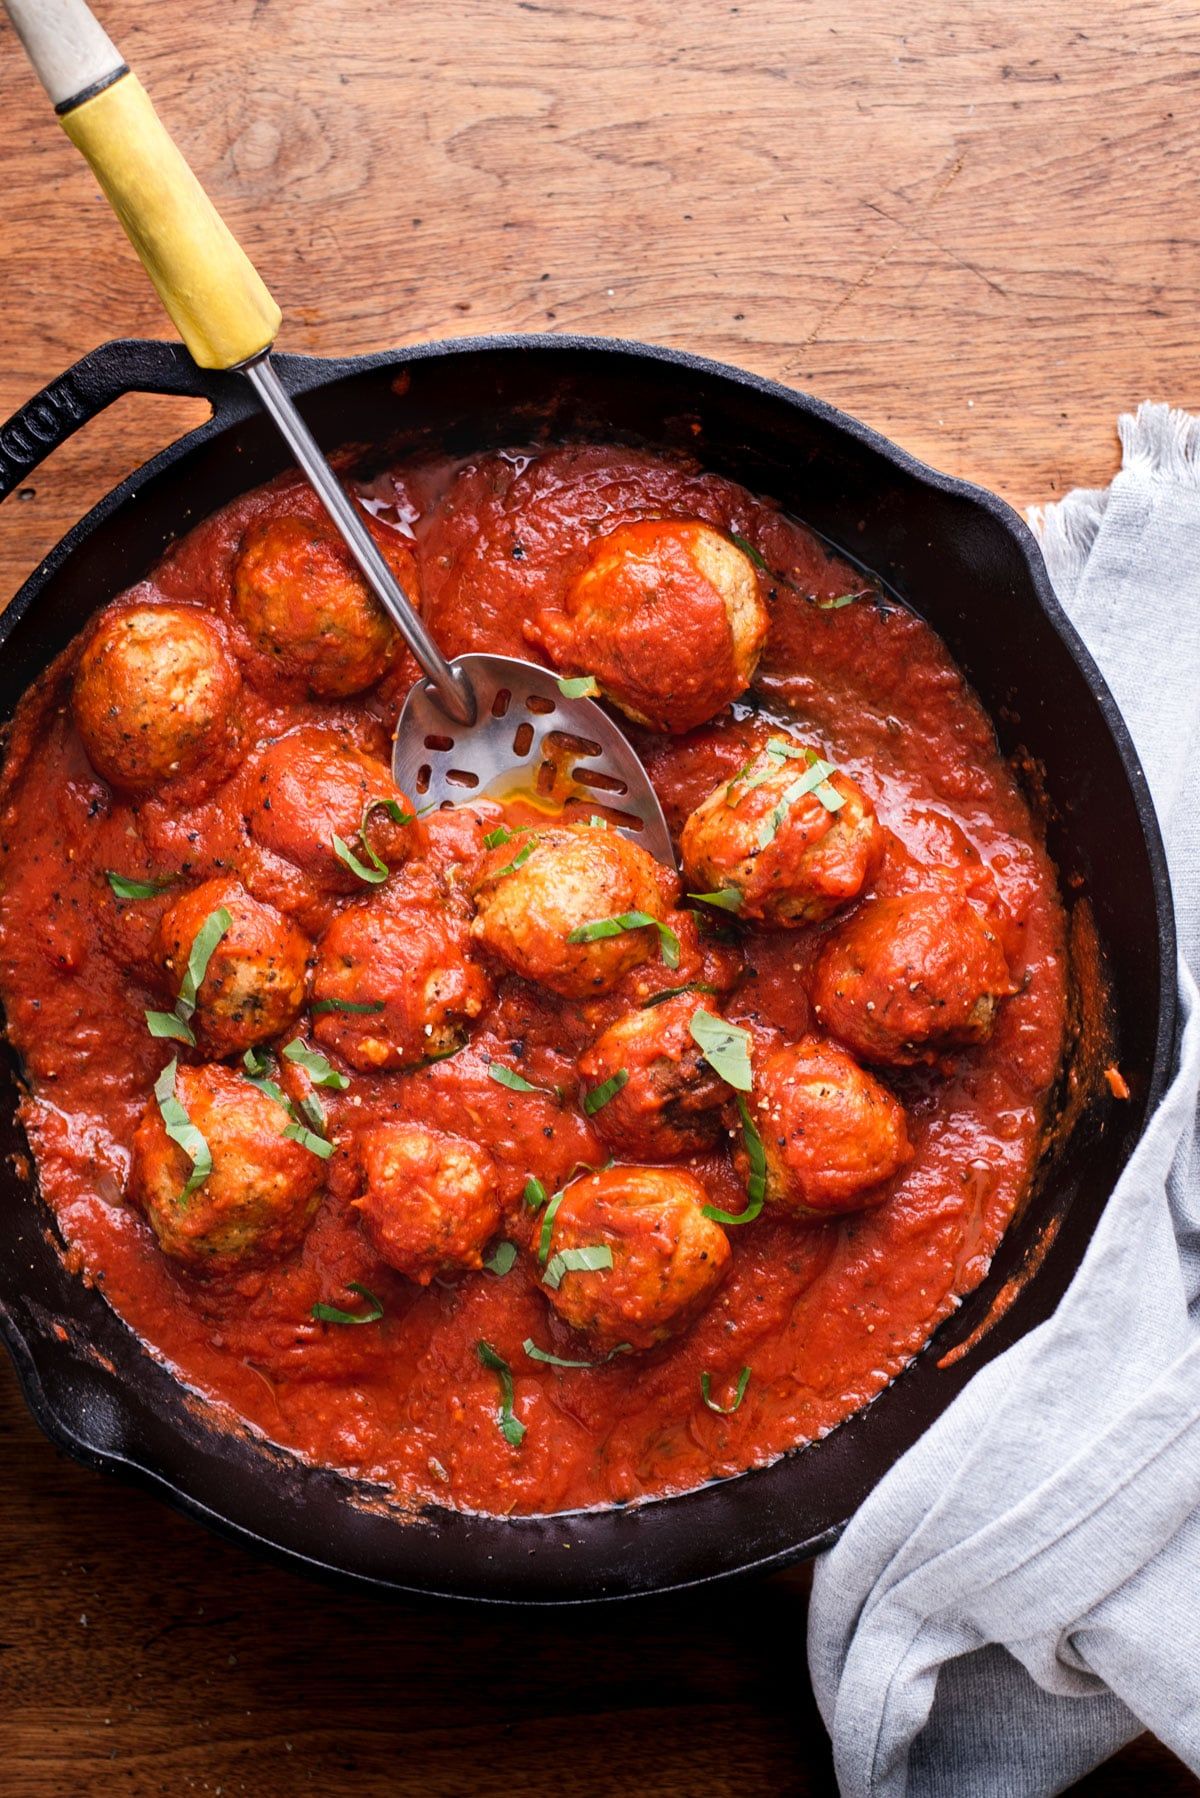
top-left (523, 1175), bottom-right (548, 1210)
top-left (106, 871), bottom-right (175, 900)
top-left (241, 1048), bottom-right (334, 1161)
top-left (491, 838), bottom-right (537, 881)
top-left (483, 825), bottom-right (513, 850)
top-left (688, 888), bottom-right (744, 912)
top-left (538, 1186), bottom-right (568, 1264)
top-left (487, 1061), bottom-right (557, 1099)
top-left (728, 531), bottom-right (768, 572)
top-left (523, 1338), bottom-right (632, 1369)
top-left (153, 1058), bottom-right (211, 1204)
top-left (583, 1069), bottom-right (629, 1116)
top-left (311, 997), bottom-right (385, 1016)
top-left (756, 757), bottom-right (844, 851)
top-left (688, 1008), bottom-right (752, 1092)
top-left (702, 1094), bottom-right (767, 1226)
top-left (815, 590), bottom-right (867, 610)
top-left (639, 981), bottom-right (718, 1009)
top-left (312, 1282), bottom-right (384, 1325)
top-left (566, 911), bottom-right (681, 971)
top-left (701, 1366), bottom-right (751, 1414)
top-left (543, 1244), bottom-right (613, 1291)
top-left (476, 1340), bottom-right (526, 1447)
top-left (282, 1039), bottom-right (349, 1091)
top-left (176, 906), bottom-right (233, 1024)
top-left (482, 1241), bottom-right (518, 1277)
top-left (145, 1009), bottom-right (196, 1046)
top-left (557, 673), bottom-right (601, 699)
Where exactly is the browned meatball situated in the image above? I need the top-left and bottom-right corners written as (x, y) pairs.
top-left (526, 519), bottom-right (769, 733)
top-left (233, 500), bottom-right (411, 696)
top-left (156, 876), bottom-right (310, 1057)
top-left (812, 888), bottom-right (1017, 1066)
top-left (130, 1061), bottom-right (324, 1272)
top-left (353, 1123), bottom-right (501, 1284)
top-left (72, 603), bottom-right (241, 792)
top-left (537, 1166), bottom-right (730, 1351)
top-left (313, 894), bottom-right (491, 1071)
top-left (470, 822), bottom-right (678, 998)
top-left (681, 736), bottom-right (882, 925)
top-left (577, 993), bottom-right (729, 1159)
top-left (247, 725), bottom-right (421, 893)
top-left (747, 1037), bottom-right (911, 1217)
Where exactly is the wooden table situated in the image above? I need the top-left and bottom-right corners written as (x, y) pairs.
top-left (1, 2), bottom-right (1197, 1790)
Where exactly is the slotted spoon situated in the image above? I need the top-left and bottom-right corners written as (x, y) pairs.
top-left (5, 0), bottom-right (675, 868)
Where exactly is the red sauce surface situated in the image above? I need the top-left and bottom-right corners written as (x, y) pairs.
top-left (0, 444), bottom-right (1067, 1515)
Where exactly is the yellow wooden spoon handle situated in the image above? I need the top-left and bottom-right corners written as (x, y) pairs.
top-left (4, 0), bottom-right (280, 370)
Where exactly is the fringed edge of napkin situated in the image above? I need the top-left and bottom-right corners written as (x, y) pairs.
top-left (1030, 401), bottom-right (1200, 594)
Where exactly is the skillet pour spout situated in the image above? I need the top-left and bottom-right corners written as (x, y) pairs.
top-left (0, 334), bottom-right (1176, 1603)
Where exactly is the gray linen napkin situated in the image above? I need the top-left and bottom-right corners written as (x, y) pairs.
top-left (807, 402), bottom-right (1200, 1796)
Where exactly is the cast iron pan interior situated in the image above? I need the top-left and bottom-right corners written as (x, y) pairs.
top-left (0, 336), bottom-right (1177, 1602)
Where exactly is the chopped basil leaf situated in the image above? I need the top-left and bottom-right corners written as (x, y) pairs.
top-left (106, 871), bottom-right (175, 900)
top-left (543, 1244), bottom-right (613, 1291)
top-left (241, 1047), bottom-right (334, 1160)
top-left (815, 590), bottom-right (867, 611)
top-left (364, 795), bottom-right (419, 829)
top-left (755, 757), bottom-right (844, 851)
top-left (145, 1009), bottom-right (196, 1046)
top-left (701, 1366), bottom-right (751, 1414)
top-left (523, 1175), bottom-right (548, 1210)
top-left (483, 1240), bottom-right (518, 1277)
top-left (491, 838), bottom-right (537, 880)
top-left (487, 1060), bottom-right (557, 1099)
top-left (311, 997), bottom-right (385, 1015)
top-left (566, 911), bottom-right (681, 970)
top-left (641, 981), bottom-right (718, 1009)
top-left (282, 1039), bottom-right (350, 1091)
top-left (312, 1282), bottom-right (384, 1325)
top-left (729, 531), bottom-right (769, 572)
top-left (283, 1119), bottom-right (334, 1159)
top-left (523, 1337), bottom-right (632, 1369)
top-left (557, 673), bottom-right (601, 699)
top-left (688, 887), bottom-right (744, 912)
top-left (331, 829), bottom-right (389, 886)
top-left (538, 1185), bottom-right (568, 1264)
top-left (688, 1008), bottom-right (752, 1092)
top-left (483, 825), bottom-right (513, 850)
top-left (153, 1058), bottom-right (211, 1204)
top-left (298, 1089), bottom-right (328, 1133)
top-left (176, 906), bottom-right (233, 1023)
top-left (583, 1069), bottom-right (629, 1116)
top-left (476, 1340), bottom-right (526, 1446)
top-left (702, 1094), bottom-right (767, 1225)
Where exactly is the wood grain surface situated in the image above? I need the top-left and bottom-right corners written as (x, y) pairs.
top-left (1, 1), bottom-right (1198, 1791)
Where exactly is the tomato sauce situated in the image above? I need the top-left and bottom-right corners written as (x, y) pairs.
top-left (0, 443), bottom-right (1068, 1515)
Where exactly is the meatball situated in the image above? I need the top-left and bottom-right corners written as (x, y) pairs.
top-left (130, 1061), bottom-right (324, 1271)
top-left (353, 1123), bottom-right (500, 1284)
top-left (232, 500), bottom-right (411, 696)
top-left (156, 876), bottom-right (310, 1057)
top-left (812, 888), bottom-right (1017, 1066)
top-left (527, 519), bottom-right (769, 733)
top-left (681, 736), bottom-right (882, 925)
top-left (747, 1037), bottom-right (911, 1217)
top-left (577, 993), bottom-right (729, 1158)
top-left (247, 726), bottom-right (421, 892)
top-left (537, 1166), bottom-right (730, 1351)
top-left (471, 822), bottom-right (678, 998)
top-left (72, 603), bottom-right (241, 792)
top-left (313, 894), bottom-right (491, 1071)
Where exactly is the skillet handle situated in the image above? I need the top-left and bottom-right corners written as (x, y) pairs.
top-left (0, 338), bottom-right (240, 505)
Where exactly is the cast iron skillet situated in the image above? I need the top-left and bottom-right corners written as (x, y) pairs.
top-left (0, 334), bottom-right (1178, 1604)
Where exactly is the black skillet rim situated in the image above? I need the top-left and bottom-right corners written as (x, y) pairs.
top-left (0, 333), bottom-right (1179, 1604)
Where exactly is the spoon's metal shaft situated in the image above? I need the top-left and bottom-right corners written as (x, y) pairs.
top-left (242, 352), bottom-right (477, 726)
